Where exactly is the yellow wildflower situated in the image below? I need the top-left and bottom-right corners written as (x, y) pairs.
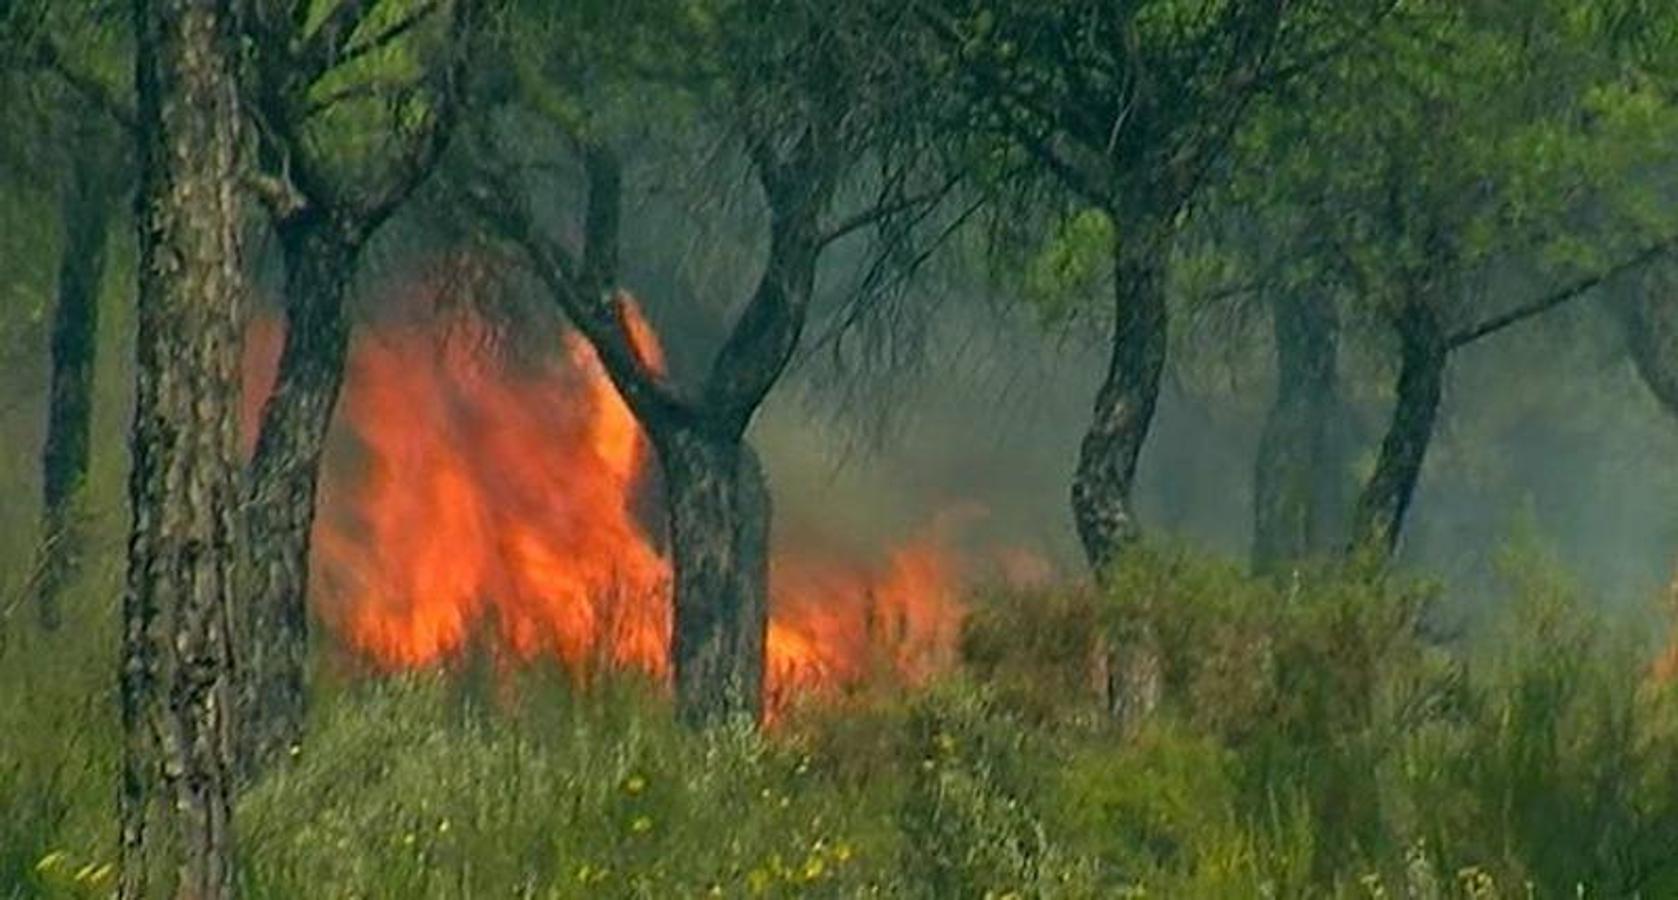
top-left (630, 815), bottom-right (653, 834)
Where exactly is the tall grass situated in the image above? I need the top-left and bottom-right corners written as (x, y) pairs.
top-left (5, 537), bottom-right (1678, 897)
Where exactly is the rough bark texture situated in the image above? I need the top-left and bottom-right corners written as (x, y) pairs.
top-left (238, 215), bottom-right (358, 774)
top-left (230, 0), bottom-right (473, 770)
top-left (1071, 232), bottom-right (1169, 574)
top-left (1252, 291), bottom-right (1343, 574)
top-left (1349, 298), bottom-right (1448, 564)
top-left (121, 0), bottom-right (246, 896)
top-left (36, 120), bottom-right (119, 630)
top-left (657, 428), bottom-right (771, 728)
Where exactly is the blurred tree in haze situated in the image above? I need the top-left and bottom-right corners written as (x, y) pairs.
top-left (1158, 0), bottom-right (1678, 572)
top-left (1, 1), bottom-right (130, 631)
top-left (911, 0), bottom-right (1397, 577)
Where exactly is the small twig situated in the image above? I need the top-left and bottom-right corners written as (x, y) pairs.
top-left (819, 172), bottom-right (964, 248)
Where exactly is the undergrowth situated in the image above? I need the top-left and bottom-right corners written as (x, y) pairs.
top-left (5, 538), bottom-right (1678, 898)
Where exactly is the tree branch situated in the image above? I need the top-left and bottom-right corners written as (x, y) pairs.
top-left (463, 134), bottom-right (687, 427)
top-left (353, 0), bottom-right (477, 231)
top-left (298, 0), bottom-right (383, 83)
top-left (1448, 236), bottom-right (1678, 350)
top-left (818, 172), bottom-right (963, 248)
top-left (31, 36), bottom-right (135, 132)
top-left (338, 0), bottom-right (440, 68)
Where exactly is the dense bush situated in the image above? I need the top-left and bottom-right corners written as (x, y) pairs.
top-left (6, 538), bottom-right (1678, 897)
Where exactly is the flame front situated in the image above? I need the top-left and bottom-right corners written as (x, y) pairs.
top-left (269, 271), bottom-right (967, 713)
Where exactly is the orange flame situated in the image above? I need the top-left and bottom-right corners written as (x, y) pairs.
top-left (253, 265), bottom-right (972, 714)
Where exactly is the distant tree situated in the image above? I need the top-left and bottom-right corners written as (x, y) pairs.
top-left (236, 0), bottom-right (482, 776)
top-left (1251, 288), bottom-right (1347, 572)
top-left (913, 0), bottom-right (1389, 575)
top-left (119, 0), bottom-right (247, 894)
top-left (1222, 0), bottom-right (1678, 567)
top-left (467, 0), bottom-right (949, 727)
top-left (1, 1), bottom-right (132, 629)
top-left (34, 107), bottom-right (124, 630)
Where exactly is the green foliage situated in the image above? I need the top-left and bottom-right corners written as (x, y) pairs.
top-left (6, 536), bottom-right (1678, 897)
top-left (238, 674), bottom-right (898, 897)
top-left (1020, 208), bottom-right (1112, 327)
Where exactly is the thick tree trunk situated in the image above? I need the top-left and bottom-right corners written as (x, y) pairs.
top-left (239, 215), bottom-right (358, 774)
top-left (1071, 232), bottom-right (1169, 574)
top-left (121, 0), bottom-right (246, 896)
top-left (36, 122), bottom-right (118, 630)
top-left (1348, 298), bottom-right (1448, 564)
top-left (656, 426), bottom-right (770, 728)
top-left (1252, 291), bottom-right (1342, 574)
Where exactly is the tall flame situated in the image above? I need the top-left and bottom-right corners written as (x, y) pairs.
top-left (251, 266), bottom-right (971, 714)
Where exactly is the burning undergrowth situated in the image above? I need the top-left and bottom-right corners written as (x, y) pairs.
top-left (245, 260), bottom-right (1013, 717)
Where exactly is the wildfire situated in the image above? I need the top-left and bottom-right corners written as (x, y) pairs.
top-left (247, 265), bottom-right (971, 714)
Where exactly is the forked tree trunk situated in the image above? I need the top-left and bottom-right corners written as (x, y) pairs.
top-left (655, 426), bottom-right (771, 727)
top-left (239, 214), bottom-right (358, 774)
top-left (121, 0), bottom-right (246, 895)
top-left (1071, 232), bottom-right (1169, 574)
top-left (1349, 297), bottom-right (1448, 564)
top-left (1252, 291), bottom-right (1342, 574)
top-left (36, 121), bottom-right (119, 630)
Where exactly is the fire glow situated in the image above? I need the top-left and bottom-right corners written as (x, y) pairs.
top-left (247, 266), bottom-right (970, 715)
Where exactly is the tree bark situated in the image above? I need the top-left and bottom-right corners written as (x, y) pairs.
top-left (238, 214), bottom-right (359, 775)
top-left (1252, 291), bottom-right (1342, 574)
top-left (1071, 230), bottom-right (1169, 574)
top-left (1348, 297), bottom-right (1448, 564)
top-left (656, 426), bottom-right (771, 728)
top-left (36, 119), bottom-right (119, 630)
top-left (121, 0), bottom-right (247, 896)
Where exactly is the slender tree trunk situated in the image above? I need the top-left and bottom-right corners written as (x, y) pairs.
top-left (655, 425), bottom-right (771, 728)
top-left (1348, 297), bottom-right (1448, 563)
top-left (1252, 291), bottom-right (1342, 574)
top-left (1071, 230), bottom-right (1169, 574)
top-left (239, 214), bottom-right (358, 774)
top-left (121, 0), bottom-right (246, 895)
top-left (36, 121), bottom-right (118, 630)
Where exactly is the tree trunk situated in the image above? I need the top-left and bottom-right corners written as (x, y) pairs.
top-left (1618, 292), bottom-right (1678, 419)
top-left (121, 0), bottom-right (246, 896)
top-left (239, 214), bottom-right (358, 775)
top-left (656, 425), bottom-right (770, 728)
top-left (1348, 298), bottom-right (1448, 564)
top-left (1252, 291), bottom-right (1342, 574)
top-left (36, 121), bottom-right (118, 630)
top-left (1071, 231), bottom-right (1169, 574)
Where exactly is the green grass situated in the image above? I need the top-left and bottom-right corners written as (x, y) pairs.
top-left (5, 539), bottom-right (1678, 898)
